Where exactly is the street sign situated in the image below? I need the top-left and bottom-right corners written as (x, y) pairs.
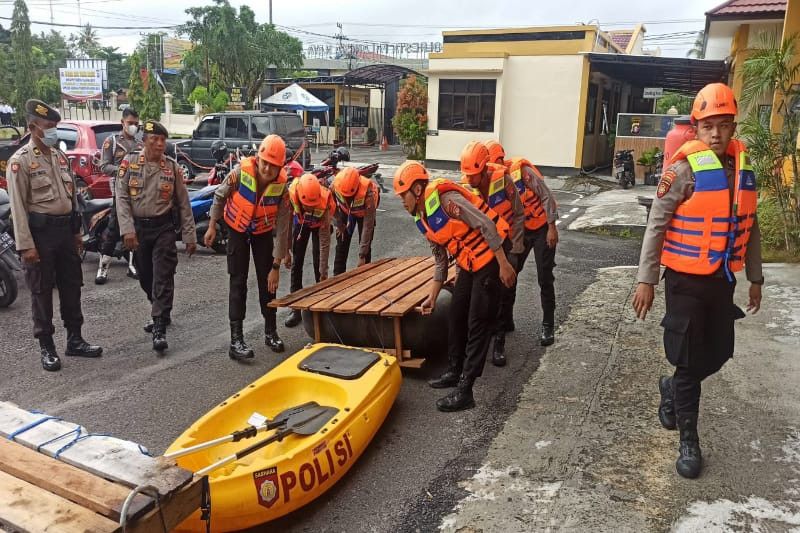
top-left (312, 118), bottom-right (320, 133)
top-left (229, 86), bottom-right (245, 107)
top-left (643, 87), bottom-right (664, 99)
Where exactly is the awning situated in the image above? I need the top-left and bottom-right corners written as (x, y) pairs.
top-left (586, 53), bottom-right (729, 94)
top-left (261, 83), bottom-right (329, 111)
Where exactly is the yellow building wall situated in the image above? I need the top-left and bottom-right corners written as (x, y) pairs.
top-left (771, 0), bottom-right (800, 135)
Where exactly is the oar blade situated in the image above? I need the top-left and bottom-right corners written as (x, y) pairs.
top-left (270, 401), bottom-right (321, 426)
top-left (290, 406), bottom-right (338, 435)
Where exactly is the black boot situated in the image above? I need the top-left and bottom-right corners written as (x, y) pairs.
top-left (229, 321), bottom-right (254, 361)
top-left (284, 309), bottom-right (302, 328)
top-left (492, 332), bottom-right (507, 367)
top-left (428, 368), bottom-right (460, 389)
top-left (152, 317), bottom-right (168, 352)
top-left (144, 315), bottom-right (171, 333)
top-left (265, 328), bottom-right (285, 353)
top-left (540, 323), bottom-right (555, 346)
top-left (65, 328), bottom-right (103, 358)
top-left (676, 413), bottom-right (703, 479)
top-left (658, 376), bottom-right (677, 430)
top-left (436, 377), bottom-right (476, 412)
top-left (504, 319), bottom-right (515, 332)
top-left (39, 336), bottom-right (61, 372)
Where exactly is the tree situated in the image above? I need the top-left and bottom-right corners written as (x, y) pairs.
top-left (655, 92), bottom-right (693, 114)
top-left (10, 0), bottom-right (36, 123)
top-left (686, 31), bottom-right (705, 59)
top-left (70, 24), bottom-right (100, 58)
top-left (739, 31), bottom-right (800, 253)
top-left (181, 0), bottom-right (303, 105)
top-left (392, 74), bottom-right (428, 159)
top-left (127, 52), bottom-right (161, 121)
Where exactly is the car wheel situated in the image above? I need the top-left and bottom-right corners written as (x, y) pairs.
top-left (177, 159), bottom-right (194, 180)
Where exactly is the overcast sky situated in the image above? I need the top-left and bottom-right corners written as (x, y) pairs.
top-left (1, 0), bottom-right (725, 58)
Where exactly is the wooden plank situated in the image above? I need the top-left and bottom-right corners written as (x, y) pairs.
top-left (398, 358), bottom-right (426, 369)
top-left (127, 477), bottom-right (206, 533)
top-left (290, 259), bottom-right (401, 311)
top-left (0, 439), bottom-right (153, 523)
top-left (0, 402), bottom-right (193, 497)
top-left (311, 258), bottom-right (423, 313)
top-left (313, 312), bottom-right (321, 343)
top-left (357, 263), bottom-right (436, 315)
top-left (0, 469), bottom-right (118, 533)
top-left (393, 317), bottom-right (404, 362)
top-left (268, 258), bottom-right (393, 308)
top-left (331, 257), bottom-right (430, 314)
top-left (381, 278), bottom-right (442, 317)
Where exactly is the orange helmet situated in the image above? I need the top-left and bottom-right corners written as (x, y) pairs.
top-left (460, 141), bottom-right (490, 176)
top-left (484, 140), bottom-right (505, 164)
top-left (691, 83), bottom-right (737, 123)
top-left (258, 134), bottom-right (285, 166)
top-left (393, 160), bottom-right (428, 195)
top-left (296, 173), bottom-right (322, 207)
top-left (333, 167), bottom-right (362, 197)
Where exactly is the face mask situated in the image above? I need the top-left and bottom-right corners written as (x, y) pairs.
top-left (40, 127), bottom-right (58, 147)
top-left (126, 125), bottom-right (139, 137)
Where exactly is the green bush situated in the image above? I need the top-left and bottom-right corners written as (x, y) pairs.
top-left (758, 196), bottom-right (788, 251)
top-left (366, 127), bottom-right (377, 144)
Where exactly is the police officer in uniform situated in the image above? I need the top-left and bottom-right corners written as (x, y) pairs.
top-left (393, 161), bottom-right (516, 412)
top-left (95, 107), bottom-right (143, 284)
top-left (331, 167), bottom-right (379, 275)
top-left (116, 120), bottom-right (196, 352)
top-left (484, 140), bottom-right (560, 351)
top-left (204, 134), bottom-right (291, 359)
top-left (459, 141), bottom-right (525, 367)
top-left (632, 83), bottom-right (763, 479)
top-left (284, 173), bottom-right (334, 328)
top-left (7, 100), bottom-right (103, 371)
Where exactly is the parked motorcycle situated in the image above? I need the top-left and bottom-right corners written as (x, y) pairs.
top-left (645, 150), bottom-right (664, 186)
top-left (186, 184), bottom-right (227, 254)
top-left (0, 215), bottom-right (22, 308)
top-left (311, 147), bottom-right (386, 192)
top-left (614, 149), bottom-right (635, 189)
top-left (75, 194), bottom-right (134, 269)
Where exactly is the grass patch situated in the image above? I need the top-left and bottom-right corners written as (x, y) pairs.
top-left (578, 225), bottom-right (644, 239)
top-left (762, 247), bottom-right (800, 263)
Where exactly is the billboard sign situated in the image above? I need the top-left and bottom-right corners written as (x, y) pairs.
top-left (59, 68), bottom-right (103, 101)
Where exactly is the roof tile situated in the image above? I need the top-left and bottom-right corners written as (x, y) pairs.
top-left (707, 0), bottom-right (786, 16)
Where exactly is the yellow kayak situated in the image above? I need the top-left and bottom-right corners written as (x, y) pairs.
top-left (166, 344), bottom-right (402, 532)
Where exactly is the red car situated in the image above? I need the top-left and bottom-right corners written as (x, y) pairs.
top-left (0, 121), bottom-right (122, 199)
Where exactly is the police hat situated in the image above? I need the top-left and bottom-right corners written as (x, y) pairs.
top-left (143, 120), bottom-right (168, 137)
top-left (25, 99), bottom-right (61, 122)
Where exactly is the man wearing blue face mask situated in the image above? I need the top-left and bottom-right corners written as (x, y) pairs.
top-left (6, 99), bottom-right (103, 371)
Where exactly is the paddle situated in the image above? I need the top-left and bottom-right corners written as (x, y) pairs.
top-left (164, 401), bottom-right (321, 460)
top-left (195, 406), bottom-right (338, 477)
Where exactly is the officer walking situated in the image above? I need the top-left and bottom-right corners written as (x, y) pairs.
top-left (204, 134), bottom-right (291, 359)
top-left (484, 140), bottom-right (560, 350)
top-left (116, 120), bottom-right (196, 352)
top-left (6, 99), bottom-right (102, 371)
top-left (331, 167), bottom-right (379, 275)
top-left (393, 160), bottom-right (516, 412)
top-left (632, 83), bottom-right (763, 479)
top-left (460, 141), bottom-right (525, 367)
top-left (284, 173), bottom-right (334, 328)
top-left (95, 107), bottom-right (142, 284)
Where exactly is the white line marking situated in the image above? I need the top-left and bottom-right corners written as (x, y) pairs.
top-left (555, 220), bottom-right (562, 226)
top-left (561, 214), bottom-right (570, 219)
top-left (570, 207), bottom-right (579, 213)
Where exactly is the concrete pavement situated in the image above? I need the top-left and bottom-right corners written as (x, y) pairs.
top-left (440, 264), bottom-right (800, 532)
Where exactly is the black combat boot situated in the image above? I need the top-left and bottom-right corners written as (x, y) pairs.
top-left (65, 328), bottom-right (103, 358)
top-left (436, 376), bottom-right (476, 412)
top-left (658, 376), bottom-right (677, 430)
top-left (428, 368), bottom-right (460, 389)
top-left (504, 319), bottom-right (515, 332)
top-left (39, 336), bottom-right (61, 372)
top-left (492, 332), bottom-right (507, 367)
top-left (540, 323), bottom-right (555, 346)
top-left (676, 413), bottom-right (703, 479)
top-left (284, 309), bottom-right (302, 328)
top-left (152, 317), bottom-right (169, 352)
top-left (229, 321), bottom-right (254, 361)
top-left (264, 327), bottom-right (285, 353)
top-left (144, 315), bottom-right (171, 333)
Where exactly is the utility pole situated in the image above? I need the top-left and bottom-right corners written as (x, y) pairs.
top-left (77, 0), bottom-right (82, 27)
top-left (269, 0), bottom-right (272, 25)
top-left (49, 0), bottom-right (54, 24)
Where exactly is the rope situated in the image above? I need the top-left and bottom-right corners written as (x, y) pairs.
top-left (120, 484), bottom-right (167, 532)
top-left (7, 415), bottom-right (61, 440)
top-left (325, 313), bottom-right (346, 345)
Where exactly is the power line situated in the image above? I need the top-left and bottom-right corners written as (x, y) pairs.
top-left (0, 14), bottom-right (179, 30)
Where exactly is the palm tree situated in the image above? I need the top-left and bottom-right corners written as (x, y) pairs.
top-left (686, 31), bottom-right (705, 58)
top-left (71, 23), bottom-right (99, 58)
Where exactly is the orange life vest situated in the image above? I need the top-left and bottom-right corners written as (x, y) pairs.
top-left (506, 157), bottom-right (548, 231)
top-left (223, 157), bottom-right (287, 235)
top-left (660, 139), bottom-right (757, 278)
top-left (288, 180), bottom-right (334, 230)
top-left (462, 163), bottom-right (516, 228)
top-left (415, 179), bottom-right (510, 273)
top-left (334, 175), bottom-right (379, 218)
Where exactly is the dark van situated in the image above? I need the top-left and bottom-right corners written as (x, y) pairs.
top-left (173, 111), bottom-right (309, 178)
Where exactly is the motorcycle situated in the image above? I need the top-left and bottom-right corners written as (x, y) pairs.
top-left (185, 184), bottom-right (227, 254)
top-left (614, 149), bottom-right (635, 189)
top-left (311, 147), bottom-right (386, 192)
top-left (0, 214), bottom-right (22, 308)
top-left (645, 150), bottom-right (664, 186)
top-left (76, 194), bottom-right (135, 268)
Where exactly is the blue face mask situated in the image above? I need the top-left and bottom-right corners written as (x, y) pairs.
top-left (39, 127), bottom-right (59, 147)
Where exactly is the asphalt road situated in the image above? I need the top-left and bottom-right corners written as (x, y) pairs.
top-left (0, 189), bottom-right (640, 533)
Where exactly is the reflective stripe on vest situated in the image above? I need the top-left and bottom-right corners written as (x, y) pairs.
top-left (414, 179), bottom-right (510, 273)
top-left (289, 181), bottom-right (332, 229)
top-left (660, 139), bottom-right (757, 278)
top-left (223, 158), bottom-right (287, 234)
top-left (334, 176), bottom-right (378, 218)
top-left (507, 157), bottom-right (547, 231)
